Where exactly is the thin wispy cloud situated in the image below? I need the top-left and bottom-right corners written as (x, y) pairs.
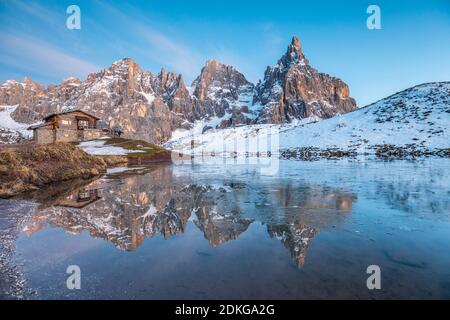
top-left (4, 0), bottom-right (62, 27)
top-left (97, 1), bottom-right (203, 81)
top-left (0, 0), bottom-right (204, 84)
top-left (133, 25), bottom-right (203, 81)
top-left (0, 32), bottom-right (100, 82)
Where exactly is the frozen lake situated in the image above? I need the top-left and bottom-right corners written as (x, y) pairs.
top-left (1, 158), bottom-right (450, 299)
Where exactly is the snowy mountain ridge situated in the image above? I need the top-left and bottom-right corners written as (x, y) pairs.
top-left (166, 82), bottom-right (450, 157)
top-left (0, 36), bottom-right (357, 144)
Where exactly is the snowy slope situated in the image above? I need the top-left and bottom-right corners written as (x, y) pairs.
top-left (280, 82), bottom-right (449, 153)
top-left (79, 138), bottom-right (145, 156)
top-left (0, 105), bottom-right (34, 143)
top-left (166, 82), bottom-right (449, 156)
top-left (165, 116), bottom-right (319, 155)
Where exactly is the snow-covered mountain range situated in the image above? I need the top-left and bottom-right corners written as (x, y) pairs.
top-left (167, 82), bottom-right (450, 157)
top-left (1, 36), bottom-right (448, 157)
top-left (0, 36), bottom-right (357, 144)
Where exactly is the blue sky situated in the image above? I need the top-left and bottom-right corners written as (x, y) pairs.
top-left (0, 0), bottom-right (449, 106)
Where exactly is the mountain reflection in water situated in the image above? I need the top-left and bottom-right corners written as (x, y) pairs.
top-left (23, 165), bottom-right (356, 267)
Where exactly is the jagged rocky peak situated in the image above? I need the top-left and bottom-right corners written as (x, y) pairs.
top-left (60, 77), bottom-right (81, 86)
top-left (87, 57), bottom-right (145, 90)
top-left (160, 70), bottom-right (196, 121)
top-left (192, 59), bottom-right (253, 101)
top-left (158, 67), bottom-right (187, 97)
top-left (171, 76), bottom-right (190, 100)
top-left (81, 57), bottom-right (148, 98)
top-left (152, 66), bottom-right (194, 119)
top-left (110, 57), bottom-right (142, 75)
top-left (190, 59), bottom-right (256, 128)
top-left (283, 36), bottom-right (309, 66)
top-left (0, 80), bottom-right (23, 105)
top-left (254, 35), bottom-right (357, 123)
top-left (0, 76), bottom-right (52, 123)
top-left (22, 76), bottom-right (45, 91)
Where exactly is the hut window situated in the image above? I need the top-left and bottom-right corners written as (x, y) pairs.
top-left (78, 120), bottom-right (89, 127)
top-left (61, 119), bottom-right (71, 125)
top-left (64, 133), bottom-right (69, 137)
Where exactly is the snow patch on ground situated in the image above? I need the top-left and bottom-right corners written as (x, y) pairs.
top-left (166, 116), bottom-right (319, 155)
top-left (170, 112), bottom-right (233, 141)
top-left (79, 139), bottom-right (145, 156)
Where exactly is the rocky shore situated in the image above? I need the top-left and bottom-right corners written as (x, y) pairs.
top-left (280, 145), bottom-right (449, 160)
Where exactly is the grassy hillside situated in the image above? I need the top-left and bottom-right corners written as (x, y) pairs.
top-left (0, 143), bottom-right (107, 198)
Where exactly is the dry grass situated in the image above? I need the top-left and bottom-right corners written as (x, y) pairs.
top-left (99, 155), bottom-right (129, 166)
top-left (0, 143), bottom-right (107, 198)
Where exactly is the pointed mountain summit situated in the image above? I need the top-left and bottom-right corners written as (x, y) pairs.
top-left (192, 60), bottom-right (253, 102)
top-left (191, 60), bottom-right (256, 127)
top-left (254, 36), bottom-right (357, 123)
top-left (283, 36), bottom-right (309, 66)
